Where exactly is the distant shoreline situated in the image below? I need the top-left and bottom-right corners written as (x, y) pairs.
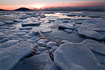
top-left (0, 7), bottom-right (105, 11)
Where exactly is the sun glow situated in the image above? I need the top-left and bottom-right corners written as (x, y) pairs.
top-left (33, 5), bottom-right (44, 9)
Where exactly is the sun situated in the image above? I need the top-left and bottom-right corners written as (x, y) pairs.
top-left (34, 5), bottom-right (44, 9)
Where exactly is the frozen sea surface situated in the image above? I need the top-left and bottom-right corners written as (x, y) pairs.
top-left (0, 11), bottom-right (105, 70)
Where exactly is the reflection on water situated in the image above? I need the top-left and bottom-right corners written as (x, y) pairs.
top-left (45, 12), bottom-right (91, 19)
top-left (70, 12), bottom-right (83, 14)
top-left (14, 12), bottom-right (89, 31)
top-left (14, 11), bottom-right (104, 32)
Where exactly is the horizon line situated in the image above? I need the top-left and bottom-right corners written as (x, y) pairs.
top-left (0, 6), bottom-right (105, 11)
top-left (0, 1), bottom-right (105, 10)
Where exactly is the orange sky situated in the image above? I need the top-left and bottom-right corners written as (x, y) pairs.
top-left (0, 1), bottom-right (105, 10)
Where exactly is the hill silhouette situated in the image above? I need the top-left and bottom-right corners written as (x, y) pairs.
top-left (14, 7), bottom-right (31, 11)
top-left (0, 9), bottom-right (7, 11)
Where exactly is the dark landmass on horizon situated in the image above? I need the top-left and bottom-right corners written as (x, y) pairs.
top-left (0, 9), bottom-right (8, 11)
top-left (14, 7), bottom-right (31, 11)
top-left (0, 7), bottom-right (105, 11)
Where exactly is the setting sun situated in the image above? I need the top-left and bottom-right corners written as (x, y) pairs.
top-left (33, 5), bottom-right (44, 9)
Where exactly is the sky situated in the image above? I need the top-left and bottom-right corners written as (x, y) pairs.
top-left (0, 0), bottom-right (105, 10)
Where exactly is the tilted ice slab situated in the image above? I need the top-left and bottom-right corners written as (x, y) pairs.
top-left (19, 27), bottom-right (32, 30)
top-left (54, 43), bottom-right (102, 70)
top-left (0, 32), bottom-right (5, 39)
top-left (78, 28), bottom-right (104, 40)
top-left (58, 24), bottom-right (76, 30)
top-left (0, 41), bottom-right (33, 70)
top-left (4, 21), bottom-right (14, 24)
top-left (12, 53), bottom-right (52, 70)
top-left (43, 30), bottom-right (84, 43)
top-left (0, 22), bottom-right (5, 26)
top-left (81, 39), bottom-right (105, 64)
top-left (0, 38), bottom-right (9, 43)
top-left (0, 40), bottom-right (18, 48)
top-left (81, 39), bottom-right (105, 55)
top-left (22, 22), bottom-right (40, 27)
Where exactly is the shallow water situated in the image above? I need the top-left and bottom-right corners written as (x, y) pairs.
top-left (0, 11), bottom-right (105, 32)
top-left (45, 12), bottom-right (91, 19)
